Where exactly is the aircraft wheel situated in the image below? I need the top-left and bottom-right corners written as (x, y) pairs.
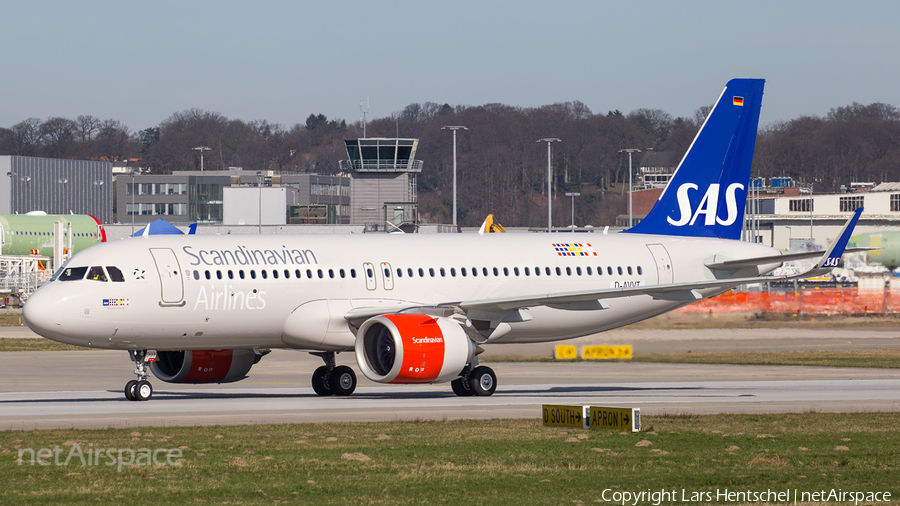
top-left (134, 380), bottom-right (153, 401)
top-left (330, 366), bottom-right (357, 396)
top-left (468, 366), bottom-right (497, 396)
top-left (124, 380), bottom-right (138, 401)
top-left (311, 366), bottom-right (332, 396)
top-left (451, 377), bottom-right (473, 396)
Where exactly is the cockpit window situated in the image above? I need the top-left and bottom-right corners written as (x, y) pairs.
top-left (106, 266), bottom-right (125, 282)
top-left (87, 266), bottom-right (108, 282)
top-left (58, 266), bottom-right (88, 281)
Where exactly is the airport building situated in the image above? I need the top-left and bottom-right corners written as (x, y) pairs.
top-left (752, 182), bottom-right (900, 250)
top-left (116, 171), bottom-right (349, 226)
top-left (339, 138), bottom-right (422, 232)
top-left (0, 155), bottom-right (113, 223)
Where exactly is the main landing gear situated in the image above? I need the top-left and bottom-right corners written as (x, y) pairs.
top-left (125, 350), bottom-right (156, 401)
top-left (310, 351), bottom-right (357, 396)
top-left (450, 360), bottom-right (497, 397)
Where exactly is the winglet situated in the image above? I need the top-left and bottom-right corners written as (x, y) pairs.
top-left (811, 207), bottom-right (863, 273)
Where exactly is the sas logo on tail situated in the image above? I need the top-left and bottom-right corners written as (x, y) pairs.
top-left (667, 183), bottom-right (744, 227)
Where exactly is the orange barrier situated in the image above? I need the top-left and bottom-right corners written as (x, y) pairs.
top-left (677, 288), bottom-right (896, 314)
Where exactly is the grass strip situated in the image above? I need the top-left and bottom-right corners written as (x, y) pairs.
top-left (2, 413), bottom-right (898, 505)
top-left (632, 349), bottom-right (900, 369)
top-left (485, 349), bottom-right (900, 368)
top-left (0, 338), bottom-right (81, 352)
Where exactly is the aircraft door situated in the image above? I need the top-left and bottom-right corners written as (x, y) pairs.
top-left (380, 262), bottom-right (394, 290)
top-left (150, 248), bottom-right (185, 306)
top-left (363, 262), bottom-right (377, 291)
top-left (646, 244), bottom-right (673, 284)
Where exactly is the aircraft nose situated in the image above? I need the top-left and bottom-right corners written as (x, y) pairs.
top-left (23, 286), bottom-right (63, 339)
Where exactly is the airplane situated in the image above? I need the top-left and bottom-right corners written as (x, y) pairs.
top-left (0, 212), bottom-right (105, 263)
top-left (848, 231), bottom-right (900, 269)
top-left (23, 79), bottom-right (863, 402)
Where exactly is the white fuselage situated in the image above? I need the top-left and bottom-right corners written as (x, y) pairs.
top-left (24, 232), bottom-right (779, 351)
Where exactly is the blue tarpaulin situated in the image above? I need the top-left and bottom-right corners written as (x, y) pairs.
top-left (132, 218), bottom-right (185, 237)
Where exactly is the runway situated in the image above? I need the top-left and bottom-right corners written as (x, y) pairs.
top-left (2, 327), bottom-right (900, 430)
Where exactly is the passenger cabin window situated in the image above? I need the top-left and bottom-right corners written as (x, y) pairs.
top-left (106, 266), bottom-right (125, 282)
top-left (59, 266), bottom-right (88, 281)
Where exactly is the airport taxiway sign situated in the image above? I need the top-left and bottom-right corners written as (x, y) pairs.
top-left (587, 406), bottom-right (640, 432)
top-left (542, 404), bottom-right (586, 428)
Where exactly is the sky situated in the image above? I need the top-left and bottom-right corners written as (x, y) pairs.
top-left (1, 1), bottom-right (898, 132)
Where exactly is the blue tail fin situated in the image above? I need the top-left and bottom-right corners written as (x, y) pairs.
top-left (624, 79), bottom-right (765, 240)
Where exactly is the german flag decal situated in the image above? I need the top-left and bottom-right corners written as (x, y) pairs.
top-left (733, 96), bottom-right (744, 106)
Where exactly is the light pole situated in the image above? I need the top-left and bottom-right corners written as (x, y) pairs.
top-left (257, 171), bottom-right (263, 234)
top-left (131, 171), bottom-right (136, 235)
top-left (808, 183), bottom-right (814, 240)
top-left (537, 138), bottom-right (561, 232)
top-left (57, 178), bottom-right (69, 214)
top-left (20, 176), bottom-right (30, 213)
top-left (93, 180), bottom-right (104, 223)
top-left (193, 146), bottom-right (211, 171)
top-left (565, 192), bottom-right (580, 227)
top-left (619, 149), bottom-right (641, 228)
top-left (442, 126), bottom-right (468, 227)
top-left (7, 172), bottom-right (30, 213)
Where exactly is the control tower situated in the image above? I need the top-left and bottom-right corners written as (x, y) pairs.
top-left (339, 138), bottom-right (423, 232)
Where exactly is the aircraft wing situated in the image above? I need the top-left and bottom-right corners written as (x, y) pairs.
top-left (346, 209), bottom-right (863, 326)
top-left (458, 208), bottom-right (864, 315)
top-left (706, 247), bottom-right (874, 270)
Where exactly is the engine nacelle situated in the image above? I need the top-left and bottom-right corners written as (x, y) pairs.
top-left (150, 349), bottom-right (258, 384)
top-left (355, 314), bottom-right (476, 384)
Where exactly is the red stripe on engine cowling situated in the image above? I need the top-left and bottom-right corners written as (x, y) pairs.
top-left (182, 350), bottom-right (234, 383)
top-left (383, 314), bottom-right (446, 384)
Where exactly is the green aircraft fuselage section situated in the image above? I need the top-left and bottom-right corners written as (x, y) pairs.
top-left (849, 231), bottom-right (900, 269)
top-left (0, 214), bottom-right (105, 258)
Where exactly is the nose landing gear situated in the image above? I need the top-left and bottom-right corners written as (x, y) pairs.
top-left (310, 351), bottom-right (357, 396)
top-left (125, 350), bottom-right (156, 401)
